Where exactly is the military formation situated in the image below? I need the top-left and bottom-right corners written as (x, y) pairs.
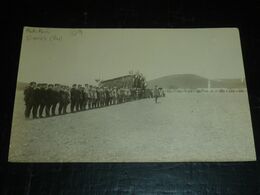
top-left (23, 82), bottom-right (158, 119)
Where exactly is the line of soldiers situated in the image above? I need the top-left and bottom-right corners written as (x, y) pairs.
top-left (24, 82), bottom-right (153, 119)
top-left (24, 82), bottom-right (70, 119)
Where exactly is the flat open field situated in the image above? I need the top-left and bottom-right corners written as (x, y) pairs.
top-left (8, 91), bottom-right (256, 162)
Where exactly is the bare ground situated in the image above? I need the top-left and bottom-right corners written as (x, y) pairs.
top-left (8, 91), bottom-right (256, 162)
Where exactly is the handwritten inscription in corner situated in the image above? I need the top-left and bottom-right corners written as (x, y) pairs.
top-left (25, 27), bottom-right (50, 34)
top-left (71, 29), bottom-right (83, 37)
top-left (25, 27), bottom-right (62, 42)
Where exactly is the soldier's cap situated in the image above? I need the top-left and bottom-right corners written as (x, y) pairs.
top-left (30, 81), bottom-right (36, 85)
top-left (72, 84), bottom-right (77, 86)
top-left (48, 84), bottom-right (54, 87)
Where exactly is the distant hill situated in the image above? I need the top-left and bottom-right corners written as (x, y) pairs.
top-left (147, 74), bottom-right (246, 89)
top-left (211, 78), bottom-right (246, 88)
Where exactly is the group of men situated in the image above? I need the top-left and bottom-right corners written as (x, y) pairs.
top-left (23, 82), bottom-right (152, 119)
top-left (24, 82), bottom-right (70, 119)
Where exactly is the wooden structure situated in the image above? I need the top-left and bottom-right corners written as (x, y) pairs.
top-left (100, 74), bottom-right (146, 89)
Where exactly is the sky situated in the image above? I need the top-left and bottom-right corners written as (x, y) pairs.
top-left (17, 27), bottom-right (246, 85)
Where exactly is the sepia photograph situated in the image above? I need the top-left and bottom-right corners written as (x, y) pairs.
top-left (9, 27), bottom-right (256, 162)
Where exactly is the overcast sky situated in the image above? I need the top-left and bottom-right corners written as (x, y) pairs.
top-left (17, 27), bottom-right (245, 85)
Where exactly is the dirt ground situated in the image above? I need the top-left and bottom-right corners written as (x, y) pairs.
top-left (8, 91), bottom-right (256, 162)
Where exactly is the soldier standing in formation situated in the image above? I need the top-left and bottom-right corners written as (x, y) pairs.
top-left (38, 83), bottom-right (47, 118)
top-left (70, 84), bottom-right (77, 113)
top-left (83, 84), bottom-right (89, 110)
top-left (33, 83), bottom-right (41, 119)
top-left (58, 86), bottom-right (70, 115)
top-left (24, 82), bottom-right (36, 119)
top-left (45, 84), bottom-right (54, 117)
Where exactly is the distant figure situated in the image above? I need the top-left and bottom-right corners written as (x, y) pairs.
top-left (153, 85), bottom-right (160, 103)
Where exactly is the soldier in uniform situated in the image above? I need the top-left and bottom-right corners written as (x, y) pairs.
top-left (109, 88), bottom-right (113, 105)
top-left (64, 86), bottom-right (70, 113)
top-left (70, 84), bottom-right (77, 112)
top-left (92, 86), bottom-right (98, 108)
top-left (45, 84), bottom-right (54, 117)
top-left (76, 84), bottom-right (82, 111)
top-left (111, 87), bottom-right (117, 105)
top-left (24, 81), bottom-right (36, 119)
top-left (79, 86), bottom-right (85, 111)
top-left (51, 84), bottom-right (60, 116)
top-left (105, 87), bottom-right (110, 106)
top-left (38, 83), bottom-right (48, 118)
top-left (58, 86), bottom-right (67, 115)
top-left (99, 87), bottom-right (105, 107)
top-left (83, 84), bottom-right (89, 110)
top-left (88, 85), bottom-right (93, 109)
top-left (32, 83), bottom-right (41, 119)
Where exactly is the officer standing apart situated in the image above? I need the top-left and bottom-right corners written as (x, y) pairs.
top-left (153, 85), bottom-right (160, 103)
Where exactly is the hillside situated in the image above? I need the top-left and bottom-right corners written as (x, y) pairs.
top-left (147, 74), bottom-right (246, 89)
top-left (147, 74), bottom-right (208, 89)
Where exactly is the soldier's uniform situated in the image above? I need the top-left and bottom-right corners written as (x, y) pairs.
top-left (76, 85), bottom-right (82, 111)
top-left (64, 86), bottom-right (70, 113)
top-left (119, 88), bottom-right (125, 103)
top-left (99, 88), bottom-right (104, 107)
top-left (88, 86), bottom-right (93, 109)
top-left (70, 84), bottom-right (77, 112)
top-left (38, 83), bottom-right (48, 118)
top-left (79, 86), bottom-right (85, 111)
top-left (105, 88), bottom-right (110, 106)
top-left (83, 84), bottom-right (89, 110)
top-left (24, 82), bottom-right (36, 119)
top-left (51, 84), bottom-right (60, 116)
top-left (109, 88), bottom-right (113, 105)
top-left (45, 84), bottom-right (54, 117)
top-left (112, 88), bottom-right (118, 105)
top-left (92, 87), bottom-right (98, 108)
top-left (58, 86), bottom-right (67, 114)
top-left (32, 84), bottom-right (41, 119)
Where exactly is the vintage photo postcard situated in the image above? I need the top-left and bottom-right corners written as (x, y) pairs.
top-left (9, 27), bottom-right (256, 162)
